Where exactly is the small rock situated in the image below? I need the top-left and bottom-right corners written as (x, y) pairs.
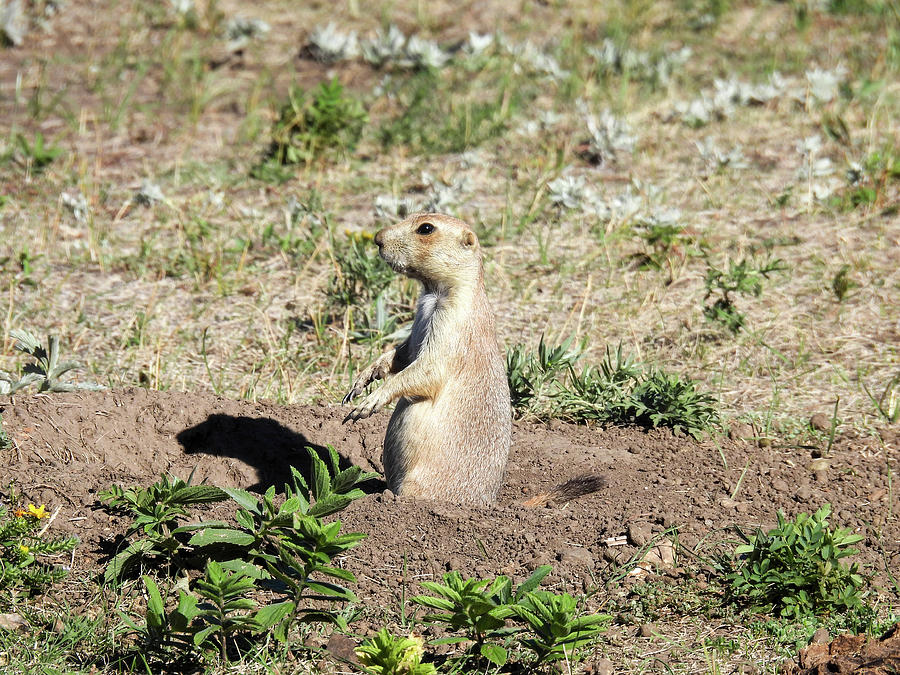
top-left (757, 436), bottom-right (773, 448)
top-left (326, 633), bottom-right (360, 665)
top-left (0, 613), bottom-right (28, 632)
top-left (810, 627), bottom-right (831, 644)
top-left (814, 469), bottom-right (829, 484)
top-left (797, 485), bottom-right (812, 500)
top-left (557, 546), bottom-right (594, 567)
top-left (729, 421), bottom-right (754, 441)
top-left (382, 489), bottom-right (395, 501)
top-left (627, 522), bottom-right (653, 547)
top-left (809, 413), bottom-right (831, 432)
top-left (798, 643), bottom-right (828, 669)
top-left (642, 538), bottom-right (676, 568)
top-left (593, 658), bottom-right (615, 675)
top-left (719, 497), bottom-right (738, 509)
top-left (638, 623), bottom-right (656, 638)
top-left (772, 479), bottom-right (790, 492)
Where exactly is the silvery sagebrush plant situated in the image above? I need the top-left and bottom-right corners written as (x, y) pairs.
top-left (60, 190), bottom-right (90, 224)
top-left (361, 24), bottom-right (451, 70)
top-left (374, 193), bottom-right (424, 221)
top-left (507, 40), bottom-right (569, 80)
top-left (1, 0), bottom-right (26, 47)
top-left (420, 172), bottom-right (469, 213)
top-left (805, 66), bottom-right (846, 104)
top-left (695, 137), bottom-right (749, 173)
top-left (0, 330), bottom-right (104, 395)
top-left (588, 39), bottom-right (691, 85)
top-left (462, 30), bottom-right (494, 57)
top-left (362, 24), bottom-right (407, 67)
top-left (577, 100), bottom-right (636, 164)
top-left (223, 16), bottom-right (270, 50)
top-left (547, 173), bottom-right (586, 210)
top-left (306, 22), bottom-right (360, 63)
top-left (795, 134), bottom-right (840, 203)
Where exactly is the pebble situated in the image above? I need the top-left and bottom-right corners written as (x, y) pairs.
top-left (810, 627), bottom-right (831, 644)
top-left (809, 413), bottom-right (831, 431)
top-left (627, 522), bottom-right (653, 547)
top-left (593, 658), bottom-right (615, 675)
top-left (557, 546), bottom-right (594, 567)
top-left (639, 623), bottom-right (656, 638)
top-left (772, 479), bottom-right (790, 492)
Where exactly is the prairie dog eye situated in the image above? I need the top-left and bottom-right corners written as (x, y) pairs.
top-left (416, 222), bottom-right (435, 235)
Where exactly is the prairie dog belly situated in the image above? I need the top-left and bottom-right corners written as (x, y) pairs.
top-left (383, 381), bottom-right (509, 504)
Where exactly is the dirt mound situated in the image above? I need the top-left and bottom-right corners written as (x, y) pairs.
top-left (784, 623), bottom-right (900, 674)
top-left (1, 388), bottom-right (898, 606)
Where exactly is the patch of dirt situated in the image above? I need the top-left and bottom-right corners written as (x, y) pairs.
top-left (783, 623), bottom-right (900, 674)
top-left (1, 388), bottom-right (897, 609)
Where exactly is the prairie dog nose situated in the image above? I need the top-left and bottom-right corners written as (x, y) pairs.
top-left (374, 229), bottom-right (384, 247)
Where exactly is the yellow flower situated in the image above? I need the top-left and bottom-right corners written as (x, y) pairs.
top-left (19, 545), bottom-right (29, 554)
top-left (13, 507), bottom-right (26, 518)
top-left (26, 504), bottom-right (47, 519)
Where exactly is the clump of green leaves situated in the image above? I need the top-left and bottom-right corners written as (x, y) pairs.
top-left (356, 629), bottom-right (437, 675)
top-left (100, 472), bottom-right (228, 583)
top-left (632, 221), bottom-right (695, 272)
top-left (13, 132), bottom-right (63, 172)
top-left (122, 564), bottom-right (293, 665)
top-left (412, 566), bottom-right (551, 667)
top-left (831, 264), bottom-right (858, 301)
top-left (410, 567), bottom-right (610, 670)
top-left (514, 590), bottom-right (611, 667)
top-left (508, 339), bottom-right (719, 439)
top-left (0, 330), bottom-right (105, 395)
top-left (112, 446), bottom-right (375, 662)
top-left (0, 492), bottom-right (78, 601)
top-left (377, 66), bottom-right (523, 154)
top-left (255, 78), bottom-right (367, 174)
top-left (727, 504), bottom-right (867, 619)
top-left (702, 257), bottom-right (786, 333)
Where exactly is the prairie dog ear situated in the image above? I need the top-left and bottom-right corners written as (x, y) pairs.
top-left (461, 230), bottom-right (477, 248)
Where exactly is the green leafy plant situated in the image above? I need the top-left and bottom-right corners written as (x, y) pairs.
top-left (0, 494), bottom-right (78, 600)
top-left (256, 78), bottom-right (367, 173)
top-left (14, 132), bottom-right (62, 172)
top-left (356, 628), bottom-right (437, 675)
top-left (512, 590), bottom-right (611, 667)
top-left (377, 67), bottom-right (522, 154)
top-left (727, 504), bottom-right (867, 619)
top-left (508, 340), bottom-right (720, 439)
top-left (100, 472), bottom-right (228, 583)
top-left (702, 257), bottom-right (787, 333)
top-left (0, 330), bottom-right (105, 395)
top-left (181, 447), bottom-right (376, 637)
top-left (412, 566), bottom-right (552, 667)
top-left (506, 335), bottom-right (584, 413)
top-left (122, 565), bottom-right (291, 664)
top-left (831, 264), bottom-right (858, 301)
top-left (633, 221), bottom-right (695, 271)
top-left (189, 560), bottom-right (292, 659)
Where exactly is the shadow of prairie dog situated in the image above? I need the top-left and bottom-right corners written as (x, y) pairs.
top-left (343, 213), bottom-right (511, 505)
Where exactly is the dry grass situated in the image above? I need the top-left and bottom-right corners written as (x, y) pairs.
top-left (1, 2), bottom-right (899, 668)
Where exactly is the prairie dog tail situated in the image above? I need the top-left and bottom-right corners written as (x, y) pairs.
top-left (522, 475), bottom-right (607, 508)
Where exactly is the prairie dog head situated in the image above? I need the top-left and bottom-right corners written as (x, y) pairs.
top-left (374, 213), bottom-right (482, 289)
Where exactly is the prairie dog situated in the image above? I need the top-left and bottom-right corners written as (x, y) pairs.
top-left (343, 213), bottom-right (511, 505)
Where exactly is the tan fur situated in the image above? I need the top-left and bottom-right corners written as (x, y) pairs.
top-left (343, 213), bottom-right (511, 505)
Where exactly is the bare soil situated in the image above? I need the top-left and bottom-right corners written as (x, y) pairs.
top-left (1, 389), bottom-right (897, 609)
